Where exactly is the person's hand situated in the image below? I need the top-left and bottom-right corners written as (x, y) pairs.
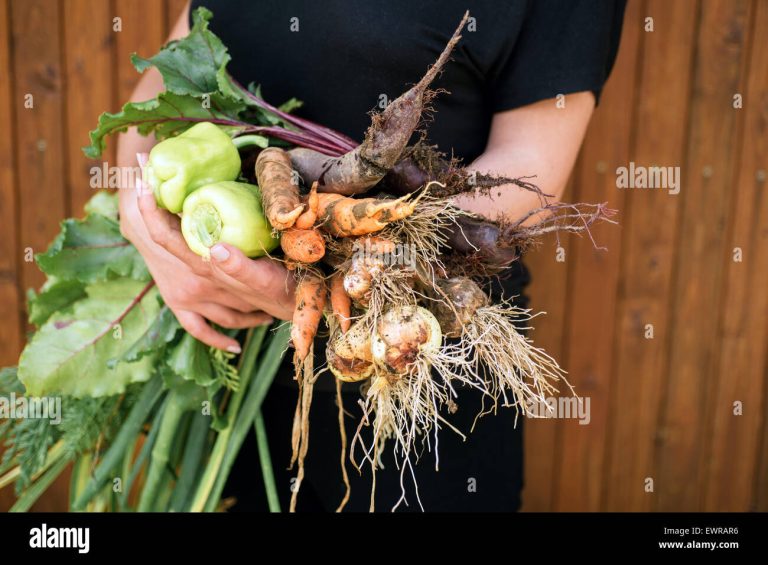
top-left (119, 177), bottom-right (295, 352)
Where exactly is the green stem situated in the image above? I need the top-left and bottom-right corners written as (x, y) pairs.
top-left (10, 456), bottom-right (71, 512)
top-left (69, 452), bottom-right (92, 509)
top-left (119, 397), bottom-right (166, 510)
top-left (202, 324), bottom-right (290, 512)
top-left (189, 326), bottom-right (268, 512)
top-left (255, 413), bottom-right (281, 512)
top-left (137, 391), bottom-right (187, 512)
top-left (232, 134), bottom-right (268, 150)
top-left (169, 411), bottom-right (210, 512)
top-left (72, 375), bottom-right (163, 511)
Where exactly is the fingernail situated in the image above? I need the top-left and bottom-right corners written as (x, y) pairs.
top-left (262, 317), bottom-right (275, 326)
top-left (210, 244), bottom-right (230, 262)
top-left (136, 152), bottom-right (149, 167)
top-left (226, 344), bottom-right (242, 354)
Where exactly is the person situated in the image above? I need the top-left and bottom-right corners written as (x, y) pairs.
top-left (118, 0), bottom-right (626, 511)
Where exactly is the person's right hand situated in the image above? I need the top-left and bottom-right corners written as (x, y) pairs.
top-left (119, 176), bottom-right (296, 352)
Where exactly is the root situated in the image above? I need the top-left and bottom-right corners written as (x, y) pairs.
top-left (380, 184), bottom-right (471, 285)
top-left (351, 342), bottom-right (478, 511)
top-left (335, 379), bottom-right (351, 512)
top-left (462, 301), bottom-right (573, 420)
top-left (289, 345), bottom-right (317, 512)
top-left (500, 201), bottom-right (618, 251)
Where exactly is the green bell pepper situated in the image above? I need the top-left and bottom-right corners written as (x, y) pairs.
top-left (146, 122), bottom-right (241, 213)
top-left (181, 181), bottom-right (279, 258)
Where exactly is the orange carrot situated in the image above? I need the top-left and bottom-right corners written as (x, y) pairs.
top-left (329, 272), bottom-right (352, 333)
top-left (316, 192), bottom-right (417, 237)
top-left (255, 147), bottom-right (304, 230)
top-left (291, 274), bottom-right (327, 361)
top-left (281, 228), bottom-right (326, 264)
top-left (294, 182), bottom-right (319, 230)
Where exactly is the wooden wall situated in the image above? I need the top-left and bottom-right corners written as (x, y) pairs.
top-left (0, 0), bottom-right (765, 511)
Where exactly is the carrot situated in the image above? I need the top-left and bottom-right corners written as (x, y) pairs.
top-left (255, 147), bottom-right (304, 230)
top-left (280, 228), bottom-right (326, 264)
top-left (316, 192), bottom-right (418, 237)
top-left (329, 273), bottom-right (352, 333)
top-left (294, 182), bottom-right (319, 230)
top-left (291, 274), bottom-right (327, 362)
top-left (289, 12), bottom-right (469, 195)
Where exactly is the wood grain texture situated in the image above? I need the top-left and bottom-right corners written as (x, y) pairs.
top-left (703, 0), bottom-right (768, 512)
top-left (9, 0), bottom-right (67, 293)
top-left (603, 0), bottom-right (699, 512)
top-left (0, 0), bottom-right (23, 368)
top-left (63, 0), bottom-right (115, 215)
top-left (655, 0), bottom-right (753, 511)
top-left (552, 0), bottom-right (643, 511)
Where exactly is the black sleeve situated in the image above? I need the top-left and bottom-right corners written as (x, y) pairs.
top-left (490, 0), bottom-right (627, 111)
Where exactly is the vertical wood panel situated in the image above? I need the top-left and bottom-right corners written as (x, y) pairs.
top-left (655, 0), bottom-right (753, 511)
top-left (704, 0), bottom-right (768, 512)
top-left (603, 0), bottom-right (698, 512)
top-left (0, 0), bottom-right (23, 367)
top-left (552, 0), bottom-right (643, 511)
top-left (0, 0), bottom-right (22, 514)
top-left (10, 0), bottom-right (67, 293)
top-left (521, 178), bottom-right (575, 511)
top-left (63, 0), bottom-right (115, 215)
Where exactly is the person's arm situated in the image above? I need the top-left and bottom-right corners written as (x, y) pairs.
top-left (452, 91), bottom-right (595, 224)
top-left (118, 3), bottom-right (294, 352)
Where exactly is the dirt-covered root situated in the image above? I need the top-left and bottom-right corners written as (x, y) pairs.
top-left (379, 184), bottom-right (472, 285)
top-left (441, 201), bottom-right (618, 276)
top-left (381, 143), bottom-right (552, 202)
top-left (292, 13), bottom-right (470, 196)
top-left (289, 345), bottom-right (319, 512)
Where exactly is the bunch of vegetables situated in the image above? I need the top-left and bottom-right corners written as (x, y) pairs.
top-left (0, 8), bottom-right (614, 512)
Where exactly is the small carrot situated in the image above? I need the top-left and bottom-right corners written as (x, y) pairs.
top-left (291, 274), bottom-right (327, 361)
top-left (329, 272), bottom-right (352, 333)
top-left (255, 147), bottom-right (304, 230)
top-left (316, 192), bottom-right (417, 237)
top-left (294, 182), bottom-right (319, 230)
top-left (281, 228), bottom-right (326, 264)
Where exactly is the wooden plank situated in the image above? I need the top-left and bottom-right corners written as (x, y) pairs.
top-left (603, 0), bottom-right (698, 512)
top-left (0, 0), bottom-right (23, 367)
top-left (0, 0), bottom-right (21, 514)
top-left (521, 176), bottom-right (575, 512)
top-left (63, 0), bottom-right (115, 215)
top-left (9, 0), bottom-right (67, 294)
top-left (704, 0), bottom-right (768, 512)
top-left (114, 0), bottom-right (165, 105)
top-left (552, 0), bottom-right (642, 511)
top-left (655, 0), bottom-right (753, 511)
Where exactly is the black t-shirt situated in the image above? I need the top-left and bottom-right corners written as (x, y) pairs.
top-left (191, 0), bottom-right (625, 295)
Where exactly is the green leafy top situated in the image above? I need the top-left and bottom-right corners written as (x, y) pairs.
top-left (132, 7), bottom-right (230, 97)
